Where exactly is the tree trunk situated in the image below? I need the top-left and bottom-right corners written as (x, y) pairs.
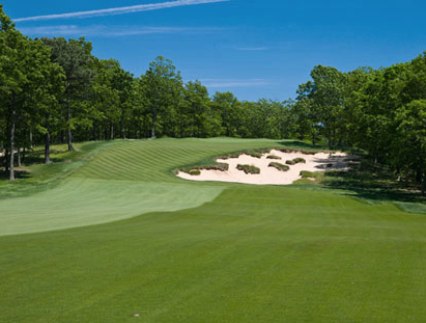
top-left (45, 132), bottom-right (51, 164)
top-left (110, 123), bottom-right (114, 140)
top-left (120, 112), bottom-right (126, 139)
top-left (17, 149), bottom-right (21, 167)
top-left (9, 109), bottom-right (16, 181)
top-left (29, 129), bottom-right (33, 148)
top-left (4, 149), bottom-right (9, 173)
top-left (151, 111), bottom-right (157, 138)
top-left (67, 105), bottom-right (74, 151)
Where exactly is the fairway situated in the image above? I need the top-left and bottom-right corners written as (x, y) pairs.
top-left (1, 138), bottom-right (426, 322)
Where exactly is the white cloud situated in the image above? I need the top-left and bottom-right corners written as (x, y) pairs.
top-left (200, 79), bottom-right (270, 88)
top-left (19, 25), bottom-right (221, 37)
top-left (14, 0), bottom-right (229, 22)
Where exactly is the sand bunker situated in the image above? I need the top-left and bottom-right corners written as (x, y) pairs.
top-left (177, 149), bottom-right (352, 185)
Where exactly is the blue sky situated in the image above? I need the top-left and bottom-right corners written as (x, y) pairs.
top-left (3, 0), bottom-right (426, 101)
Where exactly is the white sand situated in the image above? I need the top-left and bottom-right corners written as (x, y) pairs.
top-left (177, 149), bottom-right (351, 186)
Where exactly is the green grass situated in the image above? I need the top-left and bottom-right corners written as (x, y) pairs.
top-left (268, 162), bottom-right (290, 172)
top-left (0, 138), bottom-right (286, 236)
top-left (0, 138), bottom-right (426, 322)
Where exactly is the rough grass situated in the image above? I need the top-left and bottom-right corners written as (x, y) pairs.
top-left (0, 138), bottom-right (426, 322)
top-left (267, 154), bottom-right (282, 160)
top-left (236, 164), bottom-right (261, 174)
top-left (268, 162), bottom-right (290, 172)
top-left (181, 162), bottom-right (229, 175)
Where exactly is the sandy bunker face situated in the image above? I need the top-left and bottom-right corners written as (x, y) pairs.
top-left (177, 149), bottom-right (350, 186)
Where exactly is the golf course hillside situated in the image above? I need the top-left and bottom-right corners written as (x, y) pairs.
top-left (1, 138), bottom-right (426, 322)
top-left (0, 138), bottom-right (275, 236)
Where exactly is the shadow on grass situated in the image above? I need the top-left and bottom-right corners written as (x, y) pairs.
top-left (277, 140), bottom-right (325, 150)
top-left (323, 161), bottom-right (426, 205)
top-left (0, 169), bottom-right (31, 180)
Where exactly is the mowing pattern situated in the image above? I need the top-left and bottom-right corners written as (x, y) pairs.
top-left (0, 138), bottom-right (284, 236)
top-left (0, 178), bottom-right (223, 236)
top-left (1, 138), bottom-right (426, 322)
top-left (75, 138), bottom-right (283, 182)
top-left (1, 186), bottom-right (425, 322)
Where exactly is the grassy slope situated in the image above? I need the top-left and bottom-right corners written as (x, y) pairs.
top-left (1, 138), bottom-right (426, 322)
top-left (0, 138), bottom-right (288, 236)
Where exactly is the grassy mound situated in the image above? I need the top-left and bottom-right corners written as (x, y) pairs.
top-left (267, 155), bottom-right (281, 160)
top-left (286, 157), bottom-right (306, 165)
top-left (236, 164), bottom-right (261, 174)
top-left (268, 162), bottom-right (290, 172)
top-left (182, 163), bottom-right (229, 176)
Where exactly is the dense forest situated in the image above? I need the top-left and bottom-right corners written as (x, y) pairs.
top-left (0, 6), bottom-right (425, 193)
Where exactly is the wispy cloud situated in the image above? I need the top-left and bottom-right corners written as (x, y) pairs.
top-left (200, 79), bottom-right (270, 88)
top-left (235, 47), bottom-right (269, 51)
top-left (19, 25), bottom-right (221, 37)
top-left (14, 0), bottom-right (229, 22)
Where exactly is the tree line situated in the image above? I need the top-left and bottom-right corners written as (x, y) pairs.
top-left (1, 6), bottom-right (425, 193)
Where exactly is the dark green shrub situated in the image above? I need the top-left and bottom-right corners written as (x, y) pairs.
top-left (268, 162), bottom-right (290, 172)
top-left (220, 152), bottom-right (241, 159)
top-left (280, 149), bottom-right (316, 155)
top-left (267, 155), bottom-right (281, 160)
top-left (180, 162), bottom-right (229, 175)
top-left (299, 171), bottom-right (323, 182)
top-left (236, 164), bottom-right (261, 175)
top-left (202, 163), bottom-right (229, 172)
top-left (300, 170), bottom-right (315, 178)
top-left (286, 158), bottom-right (306, 165)
top-left (188, 169), bottom-right (201, 176)
top-left (246, 151), bottom-right (263, 158)
top-left (293, 158), bottom-right (306, 164)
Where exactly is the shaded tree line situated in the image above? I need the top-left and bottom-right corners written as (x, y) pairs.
top-left (291, 55), bottom-right (426, 194)
top-left (1, 6), bottom-right (425, 193)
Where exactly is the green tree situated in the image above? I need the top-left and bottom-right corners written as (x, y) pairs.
top-left (212, 92), bottom-right (240, 137)
top-left (396, 100), bottom-right (426, 194)
top-left (42, 37), bottom-right (95, 151)
top-left (141, 56), bottom-right (183, 138)
top-left (181, 81), bottom-right (211, 137)
top-left (0, 6), bottom-right (27, 179)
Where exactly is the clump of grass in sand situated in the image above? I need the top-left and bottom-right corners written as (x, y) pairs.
top-left (246, 151), bottom-right (263, 158)
top-left (280, 148), bottom-right (316, 155)
top-left (268, 162), bottom-right (290, 172)
top-left (286, 158), bottom-right (306, 165)
top-left (236, 164), bottom-right (261, 175)
top-left (220, 152), bottom-right (242, 159)
top-left (293, 157), bottom-right (306, 164)
top-left (267, 155), bottom-right (281, 160)
top-left (188, 169), bottom-right (201, 176)
top-left (182, 163), bottom-right (229, 176)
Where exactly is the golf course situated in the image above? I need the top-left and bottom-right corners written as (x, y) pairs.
top-left (1, 138), bottom-right (426, 322)
top-left (1, 1), bottom-right (426, 322)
